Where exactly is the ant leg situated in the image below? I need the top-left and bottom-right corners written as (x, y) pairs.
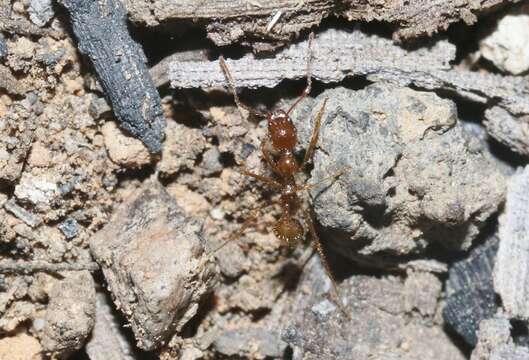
top-left (301, 98), bottom-right (327, 168)
top-left (219, 56), bottom-right (268, 118)
top-left (286, 32), bottom-right (314, 115)
top-left (260, 139), bottom-right (282, 175)
top-left (299, 166), bottom-right (350, 191)
top-left (303, 209), bottom-right (351, 319)
top-left (198, 202), bottom-right (272, 271)
top-left (239, 165), bottom-right (282, 189)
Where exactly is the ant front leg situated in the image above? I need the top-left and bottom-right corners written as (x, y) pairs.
top-left (260, 139), bottom-right (282, 176)
top-left (299, 165), bottom-right (350, 192)
top-left (219, 56), bottom-right (269, 119)
top-left (286, 32), bottom-right (314, 116)
top-left (302, 97), bottom-right (327, 169)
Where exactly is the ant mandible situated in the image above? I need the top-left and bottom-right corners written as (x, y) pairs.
top-left (211, 33), bottom-right (349, 316)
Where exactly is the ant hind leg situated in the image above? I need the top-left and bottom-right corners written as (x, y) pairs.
top-left (303, 208), bottom-right (351, 320)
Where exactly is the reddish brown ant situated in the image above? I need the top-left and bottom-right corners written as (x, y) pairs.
top-left (209, 33), bottom-right (349, 316)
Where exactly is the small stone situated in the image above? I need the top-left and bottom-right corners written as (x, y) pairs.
top-left (58, 218), bottom-right (80, 239)
top-left (404, 271), bottom-right (441, 317)
top-left (4, 199), bottom-right (43, 228)
top-left (101, 121), bottom-right (151, 168)
top-left (480, 12), bottom-right (529, 75)
top-left (88, 96), bottom-right (111, 119)
top-left (90, 180), bottom-right (216, 350)
top-left (201, 147), bottom-right (223, 175)
top-left (27, 142), bottom-right (52, 168)
top-left (159, 121), bottom-right (206, 175)
top-left (209, 207), bottom-right (225, 220)
top-left (28, 0), bottom-right (55, 27)
top-left (213, 328), bottom-right (287, 359)
top-left (0, 332), bottom-right (43, 360)
top-left (40, 271), bottom-right (96, 358)
top-left (14, 173), bottom-right (58, 210)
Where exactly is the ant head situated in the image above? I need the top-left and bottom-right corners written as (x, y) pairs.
top-left (274, 216), bottom-right (304, 247)
top-left (268, 110), bottom-right (297, 151)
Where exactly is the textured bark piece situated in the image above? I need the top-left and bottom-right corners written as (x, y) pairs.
top-left (125, 0), bottom-right (512, 44)
top-left (170, 28), bottom-right (455, 89)
top-left (293, 85), bottom-right (504, 259)
top-left (283, 257), bottom-right (464, 360)
top-left (494, 166), bottom-right (529, 320)
top-left (59, 0), bottom-right (165, 153)
top-left (484, 106), bottom-right (529, 156)
top-left (40, 271), bottom-right (96, 358)
top-left (89, 179), bottom-right (217, 351)
top-left (443, 236), bottom-right (499, 346)
top-left (85, 290), bottom-right (135, 360)
top-left (169, 28), bottom-right (529, 118)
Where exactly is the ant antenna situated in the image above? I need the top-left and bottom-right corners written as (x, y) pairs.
top-left (286, 32), bottom-right (314, 115)
top-left (219, 56), bottom-right (268, 118)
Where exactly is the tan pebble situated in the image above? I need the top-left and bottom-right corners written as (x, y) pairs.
top-left (28, 142), bottom-right (52, 167)
top-left (101, 121), bottom-right (151, 168)
top-left (0, 332), bottom-right (43, 360)
top-left (64, 78), bottom-right (83, 95)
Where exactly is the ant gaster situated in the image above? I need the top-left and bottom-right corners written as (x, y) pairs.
top-left (212, 33), bottom-right (349, 316)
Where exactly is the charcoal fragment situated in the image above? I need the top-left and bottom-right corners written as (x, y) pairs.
top-left (59, 0), bottom-right (165, 153)
top-left (443, 236), bottom-right (499, 346)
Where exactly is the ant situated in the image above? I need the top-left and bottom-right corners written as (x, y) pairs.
top-left (209, 33), bottom-right (349, 316)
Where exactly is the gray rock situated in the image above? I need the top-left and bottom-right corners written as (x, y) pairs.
top-left (471, 317), bottom-right (529, 360)
top-left (213, 328), bottom-right (287, 358)
top-left (443, 235), bottom-right (499, 346)
top-left (58, 218), bottom-right (80, 239)
top-left (480, 11), bottom-right (529, 75)
top-left (85, 290), bottom-right (135, 360)
top-left (294, 85), bottom-right (505, 259)
top-left (494, 165), bottom-right (529, 320)
top-left (28, 0), bottom-right (55, 27)
top-left (282, 257), bottom-right (465, 360)
top-left (201, 147), bottom-right (223, 175)
top-left (3, 199), bottom-right (42, 228)
top-left (40, 271), bottom-right (96, 358)
top-left (485, 106), bottom-right (529, 157)
top-left (89, 179), bottom-right (217, 350)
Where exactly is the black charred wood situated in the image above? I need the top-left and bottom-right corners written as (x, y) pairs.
top-left (59, 0), bottom-right (165, 153)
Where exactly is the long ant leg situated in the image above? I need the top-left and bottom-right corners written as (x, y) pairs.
top-left (286, 32), bottom-right (314, 116)
top-left (303, 208), bottom-right (351, 319)
top-left (219, 56), bottom-right (269, 119)
top-left (198, 202), bottom-right (273, 272)
top-left (238, 164), bottom-right (282, 189)
top-left (299, 166), bottom-right (350, 192)
top-left (301, 97), bottom-right (327, 168)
